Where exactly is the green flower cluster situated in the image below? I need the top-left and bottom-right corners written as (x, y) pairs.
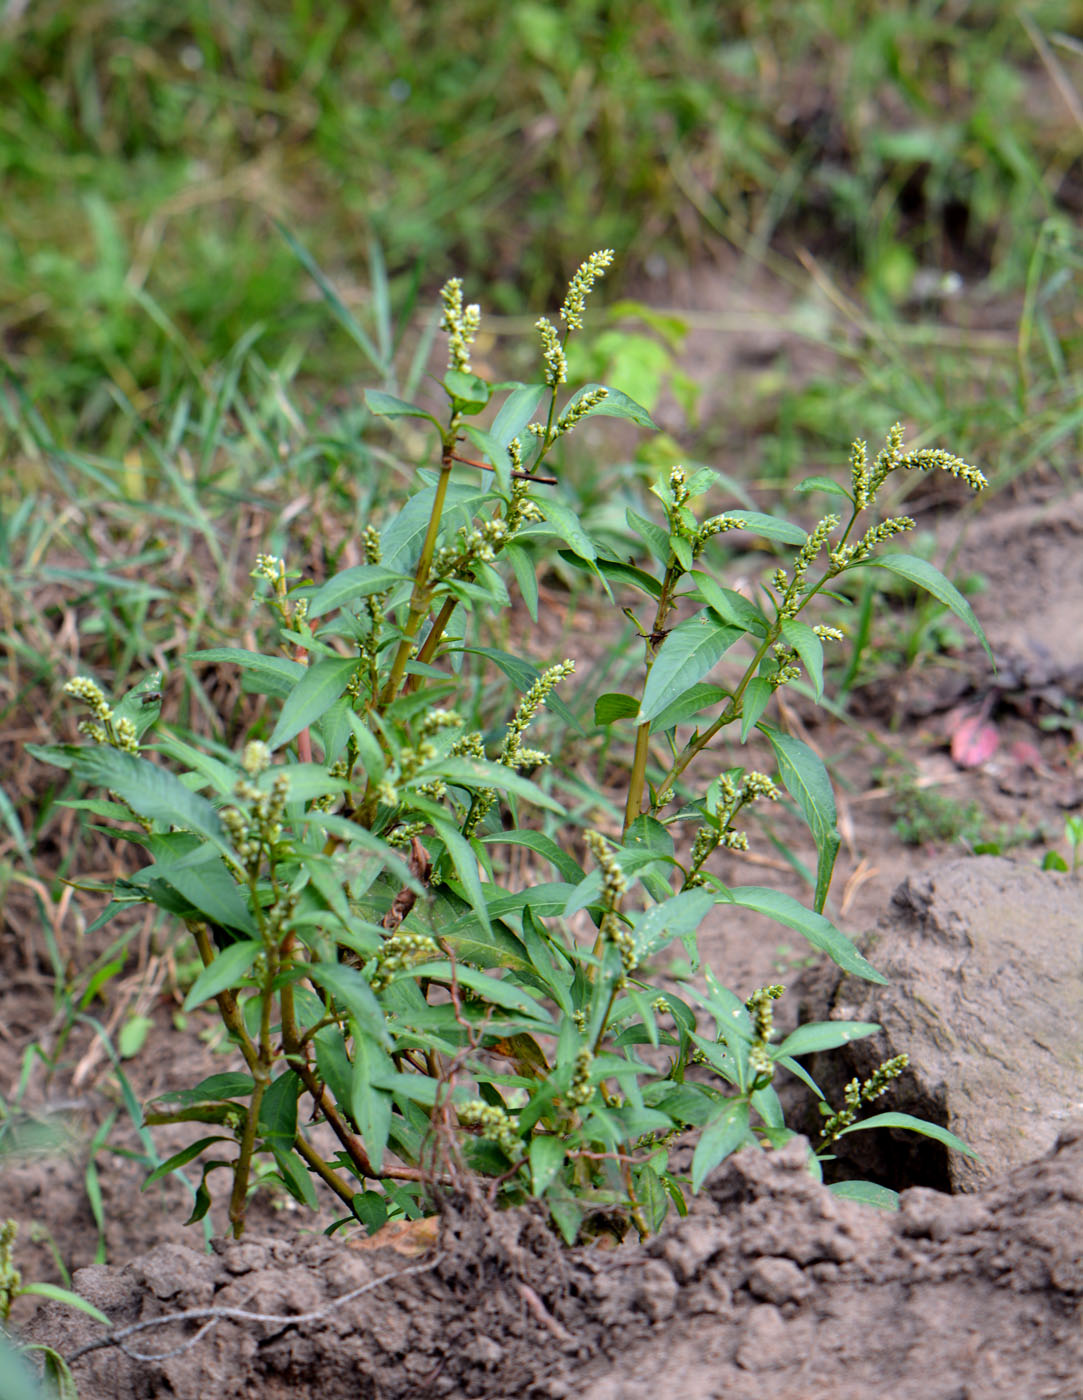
top-left (63, 676), bottom-right (139, 753)
top-left (818, 1054), bottom-right (910, 1145)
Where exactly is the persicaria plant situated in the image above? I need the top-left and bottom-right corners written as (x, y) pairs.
top-left (36, 252), bottom-right (983, 1242)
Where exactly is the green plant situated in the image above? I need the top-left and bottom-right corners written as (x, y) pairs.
top-left (1042, 815), bottom-right (1083, 874)
top-left (1, 1217), bottom-right (107, 1397)
top-left (33, 254), bottom-right (984, 1243)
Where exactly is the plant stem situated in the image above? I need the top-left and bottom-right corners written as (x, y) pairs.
top-left (622, 560), bottom-right (682, 836)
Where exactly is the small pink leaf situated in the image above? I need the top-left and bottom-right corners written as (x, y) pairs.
top-left (950, 715), bottom-right (999, 768)
top-left (1008, 740), bottom-right (1043, 771)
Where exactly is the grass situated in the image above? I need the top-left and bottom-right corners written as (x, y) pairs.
top-left (1, 0), bottom-right (1081, 449)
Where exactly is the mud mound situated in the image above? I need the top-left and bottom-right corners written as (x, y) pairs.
top-left (23, 1127), bottom-right (1083, 1400)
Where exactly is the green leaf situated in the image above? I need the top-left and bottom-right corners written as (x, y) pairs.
top-left (143, 1135), bottom-right (234, 1188)
top-left (148, 841), bottom-right (257, 935)
top-left (303, 565), bottom-right (406, 618)
top-left (722, 886), bottom-right (886, 983)
top-left (795, 475), bottom-right (853, 501)
top-left (650, 682), bottom-right (729, 735)
top-left (724, 511), bottom-right (807, 545)
top-left (780, 618), bottom-right (825, 699)
top-left (491, 383), bottom-right (547, 445)
top-left (406, 961), bottom-right (552, 1020)
top-left (351, 1035), bottom-right (394, 1170)
top-left (504, 543), bottom-right (539, 622)
top-left (626, 508), bottom-right (671, 566)
top-left (740, 677), bottom-right (773, 742)
top-left (775, 1021), bottom-right (880, 1058)
top-left (828, 1180), bottom-right (900, 1210)
top-left (566, 383), bottom-right (657, 428)
top-left (537, 497), bottom-right (596, 561)
top-left (381, 482), bottom-right (489, 571)
top-left (837, 1113), bottom-right (981, 1158)
top-left (432, 819), bottom-right (490, 934)
top-left (187, 647), bottom-right (305, 688)
top-left (462, 424), bottom-right (512, 493)
top-left (421, 756), bottom-right (566, 814)
top-left (305, 962), bottom-right (391, 1046)
top-left (867, 554), bottom-right (993, 665)
top-left (458, 647), bottom-right (581, 734)
top-left (530, 1134), bottom-right (565, 1195)
top-left (71, 748), bottom-right (226, 848)
top-left (581, 555), bottom-right (663, 599)
top-left (183, 940), bottom-right (262, 1011)
top-left (443, 369), bottom-right (490, 411)
top-left (351, 1190), bottom-right (389, 1235)
top-left (691, 573), bottom-right (769, 636)
top-left (760, 723), bottom-right (840, 913)
top-left (594, 692), bottom-right (640, 724)
top-left (631, 890), bottom-right (714, 960)
top-left (691, 1099), bottom-right (751, 1192)
top-left (480, 830), bottom-right (585, 884)
top-left (112, 671), bottom-right (164, 740)
top-left (637, 614), bottom-right (741, 722)
top-left (363, 388), bottom-right (440, 425)
top-left (16, 1284), bottom-right (111, 1328)
top-left (268, 657), bottom-right (359, 751)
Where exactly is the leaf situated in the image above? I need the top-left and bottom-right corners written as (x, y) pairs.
top-left (504, 543), bottom-right (539, 621)
top-left (780, 618), bottom-right (825, 700)
top-left (422, 756), bottom-right (566, 814)
top-left (631, 890), bottom-right (715, 960)
top-left (691, 573), bottom-right (769, 636)
top-left (463, 424), bottom-right (513, 493)
top-left (530, 1134), bottom-right (565, 1195)
top-left (143, 1135), bottom-right (234, 1188)
top-left (867, 554), bottom-right (994, 665)
top-left (406, 961), bottom-right (552, 1020)
top-left (724, 510), bottom-right (807, 545)
top-left (721, 887), bottom-right (887, 983)
top-left (837, 1113), bottom-right (981, 1159)
top-left (480, 830), bottom-right (585, 884)
top-left (649, 682), bottom-right (729, 735)
top-left (565, 382), bottom-right (657, 428)
top-left (303, 565), bottom-right (406, 618)
top-left (594, 692), bottom-right (640, 724)
top-left (148, 842), bottom-right (257, 935)
top-left (183, 940), bottom-right (262, 1010)
top-left (691, 1099), bottom-right (751, 1192)
top-left (305, 962), bottom-right (391, 1046)
top-left (760, 723), bottom-right (840, 913)
top-left (827, 1180), bottom-right (900, 1210)
top-left (578, 555), bottom-right (663, 599)
top-left (458, 647), bottom-right (581, 734)
top-left (443, 369), bottom-right (490, 410)
top-left (351, 1036), bottom-right (394, 1170)
top-left (740, 677), bottom-right (772, 742)
top-left (118, 1015), bottom-right (154, 1058)
top-left (268, 657), bottom-right (359, 751)
top-left (187, 647), bottom-right (305, 688)
top-left (380, 482), bottom-right (488, 571)
top-left (774, 1021), bottom-right (880, 1058)
top-left (947, 708), bottom-right (999, 768)
top-left (637, 614), bottom-right (741, 722)
top-left (626, 508), bottom-right (671, 566)
top-left (71, 748), bottom-right (226, 848)
top-left (16, 1284), bottom-right (111, 1328)
top-left (491, 382), bottom-right (547, 445)
top-left (363, 388), bottom-right (440, 425)
top-left (112, 671), bottom-right (164, 740)
top-left (795, 475), bottom-right (853, 501)
top-left (537, 497), bottom-right (596, 561)
top-left (432, 819), bottom-right (490, 934)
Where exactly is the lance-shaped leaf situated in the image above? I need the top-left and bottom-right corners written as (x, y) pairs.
top-left (760, 723), bottom-right (840, 913)
top-left (638, 613), bottom-right (742, 722)
top-left (866, 554), bottom-right (994, 666)
top-left (268, 656), bottom-right (360, 751)
top-left (719, 885), bottom-right (886, 983)
top-left (691, 1099), bottom-right (752, 1192)
top-left (303, 565), bottom-right (407, 619)
top-left (71, 747), bottom-right (226, 848)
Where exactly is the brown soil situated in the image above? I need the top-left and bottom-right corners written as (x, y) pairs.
top-left (23, 1128), bottom-right (1083, 1400)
